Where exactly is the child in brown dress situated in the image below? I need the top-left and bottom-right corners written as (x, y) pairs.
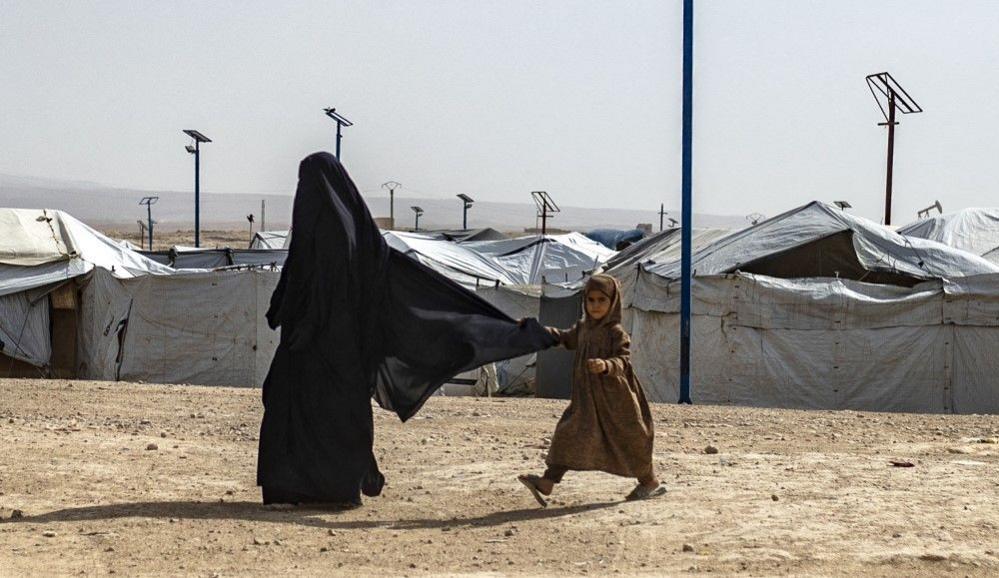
top-left (519, 274), bottom-right (662, 507)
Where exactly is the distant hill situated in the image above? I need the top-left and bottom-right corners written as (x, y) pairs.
top-left (0, 172), bottom-right (747, 233)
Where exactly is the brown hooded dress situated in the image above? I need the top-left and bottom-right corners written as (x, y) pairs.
top-left (545, 275), bottom-right (655, 480)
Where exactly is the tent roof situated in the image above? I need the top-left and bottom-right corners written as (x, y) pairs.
top-left (898, 207), bottom-right (999, 259)
top-left (383, 231), bottom-right (516, 289)
top-left (644, 201), bottom-right (999, 284)
top-left (249, 230), bottom-right (290, 250)
top-left (463, 233), bottom-right (616, 285)
top-left (0, 208), bottom-right (174, 297)
top-left (602, 227), bottom-right (733, 278)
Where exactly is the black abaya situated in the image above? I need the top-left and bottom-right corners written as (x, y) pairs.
top-left (257, 152), bottom-right (555, 504)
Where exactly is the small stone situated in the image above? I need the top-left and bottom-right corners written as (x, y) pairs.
top-left (704, 445), bottom-right (719, 455)
top-left (771, 494), bottom-right (779, 501)
top-left (145, 443), bottom-right (158, 451)
top-left (504, 528), bottom-right (516, 537)
top-left (253, 537), bottom-right (267, 546)
top-left (409, 563), bottom-right (417, 569)
top-left (225, 490), bottom-right (234, 495)
top-left (320, 546), bottom-right (329, 552)
top-left (7, 418), bottom-right (13, 424)
top-left (328, 529), bottom-right (337, 536)
top-left (892, 533), bottom-right (902, 538)
top-left (919, 553), bottom-right (947, 562)
top-left (273, 539), bottom-right (283, 546)
top-left (682, 543), bottom-right (694, 553)
top-left (160, 432), bottom-right (167, 438)
top-left (43, 530), bottom-right (57, 538)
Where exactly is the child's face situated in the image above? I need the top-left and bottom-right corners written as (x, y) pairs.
top-left (585, 290), bottom-right (611, 321)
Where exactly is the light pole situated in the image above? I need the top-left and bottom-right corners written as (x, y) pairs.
top-left (139, 196), bottom-right (159, 250)
top-left (659, 203), bottom-right (669, 232)
top-left (323, 108), bottom-right (353, 159)
top-left (678, 0), bottom-right (694, 404)
top-left (183, 130), bottom-right (211, 247)
top-left (457, 194), bottom-right (474, 231)
top-left (382, 181), bottom-right (401, 225)
top-left (411, 206), bottom-right (423, 231)
top-left (531, 191), bottom-right (559, 236)
top-left (865, 72), bottom-right (922, 226)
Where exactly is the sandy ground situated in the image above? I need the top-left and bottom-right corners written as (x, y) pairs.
top-left (103, 229), bottom-right (259, 251)
top-left (1, 378), bottom-right (997, 577)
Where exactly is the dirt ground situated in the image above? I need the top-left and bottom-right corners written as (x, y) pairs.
top-left (103, 229), bottom-right (258, 251)
top-left (1, 378), bottom-right (997, 577)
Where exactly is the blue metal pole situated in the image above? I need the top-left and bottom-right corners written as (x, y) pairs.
top-left (194, 141), bottom-right (201, 248)
top-left (678, 0), bottom-right (694, 404)
top-left (336, 123), bottom-right (342, 159)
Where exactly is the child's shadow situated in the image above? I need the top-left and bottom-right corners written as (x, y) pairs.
top-left (7, 499), bottom-right (620, 531)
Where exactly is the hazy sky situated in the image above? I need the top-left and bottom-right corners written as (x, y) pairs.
top-left (2, 1), bottom-right (998, 223)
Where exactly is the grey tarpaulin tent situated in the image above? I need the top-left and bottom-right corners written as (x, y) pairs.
top-left (899, 208), bottom-right (999, 265)
top-left (623, 201), bottom-right (999, 413)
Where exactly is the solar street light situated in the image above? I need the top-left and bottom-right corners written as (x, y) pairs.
top-left (139, 196), bottom-right (159, 250)
top-left (866, 72), bottom-right (923, 225)
top-left (457, 194), bottom-right (474, 230)
top-left (382, 181), bottom-right (401, 223)
top-left (183, 129), bottom-right (211, 247)
top-left (323, 108), bottom-right (353, 159)
top-left (834, 201), bottom-right (852, 210)
top-left (917, 200), bottom-right (943, 219)
top-left (411, 206), bottom-right (424, 231)
top-left (531, 191), bottom-right (560, 236)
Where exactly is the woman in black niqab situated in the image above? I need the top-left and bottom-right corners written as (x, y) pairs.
top-left (258, 152), bottom-right (554, 505)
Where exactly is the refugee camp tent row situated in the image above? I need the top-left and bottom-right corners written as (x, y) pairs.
top-left (0, 208), bottom-right (280, 386)
top-left (611, 202), bottom-right (999, 414)
top-left (898, 207), bottom-right (999, 265)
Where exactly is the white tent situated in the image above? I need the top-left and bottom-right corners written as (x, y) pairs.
top-left (383, 231), bottom-right (516, 289)
top-left (464, 233), bottom-right (616, 285)
top-left (76, 267), bottom-right (280, 387)
top-left (898, 208), bottom-right (999, 264)
top-left (616, 202), bottom-right (999, 413)
top-left (249, 230), bottom-right (290, 250)
top-left (0, 208), bottom-right (173, 370)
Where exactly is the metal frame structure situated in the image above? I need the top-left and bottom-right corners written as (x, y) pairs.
top-left (866, 72), bottom-right (923, 226)
top-left (457, 194), bottom-right (474, 230)
top-left (323, 108), bottom-right (353, 159)
top-left (531, 191), bottom-right (560, 236)
top-left (183, 130), bottom-right (211, 247)
top-left (138, 196), bottom-right (159, 250)
top-left (917, 200), bottom-right (943, 219)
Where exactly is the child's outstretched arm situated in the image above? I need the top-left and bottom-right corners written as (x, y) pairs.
top-left (546, 324), bottom-right (580, 350)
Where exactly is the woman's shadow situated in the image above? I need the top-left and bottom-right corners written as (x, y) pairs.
top-left (6, 499), bottom-right (620, 531)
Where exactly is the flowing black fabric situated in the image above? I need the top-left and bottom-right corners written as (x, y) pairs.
top-left (257, 152), bottom-right (555, 504)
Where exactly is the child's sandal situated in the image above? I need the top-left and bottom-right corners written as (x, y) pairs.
top-left (625, 483), bottom-right (667, 501)
top-left (517, 474), bottom-right (549, 508)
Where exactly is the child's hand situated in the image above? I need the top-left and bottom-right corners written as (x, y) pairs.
top-left (586, 359), bottom-right (607, 375)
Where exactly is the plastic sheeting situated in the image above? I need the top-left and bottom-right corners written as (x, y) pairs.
top-left (645, 202), bottom-right (999, 283)
top-left (627, 271), bottom-right (999, 413)
top-left (77, 268), bottom-right (280, 387)
top-left (464, 233), bottom-right (616, 285)
top-left (0, 208), bottom-right (173, 297)
top-left (249, 230), bottom-right (289, 250)
top-left (384, 231), bottom-right (516, 289)
top-left (898, 208), bottom-right (999, 263)
top-left (0, 291), bottom-right (50, 366)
